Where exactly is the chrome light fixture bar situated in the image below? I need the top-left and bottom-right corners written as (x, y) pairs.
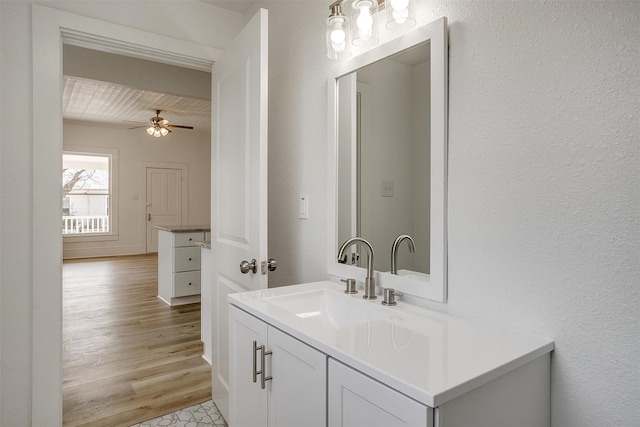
top-left (326, 0), bottom-right (416, 59)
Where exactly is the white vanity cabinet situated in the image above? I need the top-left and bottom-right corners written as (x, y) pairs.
top-left (157, 227), bottom-right (208, 306)
top-left (227, 282), bottom-right (554, 427)
top-left (229, 305), bottom-right (327, 427)
top-left (328, 359), bottom-right (432, 427)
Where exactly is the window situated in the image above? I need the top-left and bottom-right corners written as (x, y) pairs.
top-left (62, 151), bottom-right (116, 236)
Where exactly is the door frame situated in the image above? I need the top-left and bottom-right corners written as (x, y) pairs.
top-left (32, 5), bottom-right (220, 423)
top-left (139, 162), bottom-right (190, 253)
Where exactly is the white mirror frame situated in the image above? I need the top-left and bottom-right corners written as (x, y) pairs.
top-left (327, 17), bottom-right (448, 302)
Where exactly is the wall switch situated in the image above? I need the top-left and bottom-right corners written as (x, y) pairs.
top-left (381, 181), bottom-right (394, 197)
top-left (299, 194), bottom-right (309, 219)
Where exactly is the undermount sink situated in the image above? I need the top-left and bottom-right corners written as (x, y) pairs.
top-left (263, 289), bottom-right (392, 329)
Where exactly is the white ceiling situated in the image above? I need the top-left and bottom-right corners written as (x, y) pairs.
top-left (62, 76), bottom-right (211, 131)
top-left (61, 1), bottom-right (267, 132)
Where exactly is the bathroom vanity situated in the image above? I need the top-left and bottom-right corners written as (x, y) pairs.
top-left (228, 281), bottom-right (553, 427)
top-left (156, 225), bottom-right (210, 306)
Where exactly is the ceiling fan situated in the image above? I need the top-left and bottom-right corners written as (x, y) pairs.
top-left (129, 110), bottom-right (194, 137)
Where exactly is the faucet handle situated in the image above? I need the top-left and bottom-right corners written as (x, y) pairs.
top-left (351, 252), bottom-right (360, 264)
top-left (341, 278), bottom-right (358, 294)
top-left (382, 288), bottom-right (403, 306)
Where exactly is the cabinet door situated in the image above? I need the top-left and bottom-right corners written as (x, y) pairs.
top-left (229, 306), bottom-right (268, 427)
top-left (328, 359), bottom-right (432, 427)
top-left (267, 327), bottom-right (326, 427)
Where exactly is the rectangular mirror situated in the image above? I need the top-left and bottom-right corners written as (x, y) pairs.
top-left (328, 17), bottom-right (448, 302)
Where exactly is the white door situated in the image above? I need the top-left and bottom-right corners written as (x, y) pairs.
top-left (210, 9), bottom-right (269, 422)
top-left (146, 167), bottom-right (183, 252)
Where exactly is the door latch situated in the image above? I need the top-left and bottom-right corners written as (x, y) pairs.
top-left (261, 258), bottom-right (277, 275)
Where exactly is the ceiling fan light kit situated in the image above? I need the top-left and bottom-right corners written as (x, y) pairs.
top-left (131, 110), bottom-right (194, 138)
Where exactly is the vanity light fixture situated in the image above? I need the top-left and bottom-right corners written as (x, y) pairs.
top-left (350, 0), bottom-right (379, 47)
top-left (326, 0), bottom-right (416, 59)
top-left (385, 0), bottom-right (415, 31)
top-left (327, 2), bottom-right (351, 59)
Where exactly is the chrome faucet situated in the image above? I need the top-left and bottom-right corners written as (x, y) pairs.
top-left (391, 234), bottom-right (415, 275)
top-left (337, 237), bottom-right (376, 299)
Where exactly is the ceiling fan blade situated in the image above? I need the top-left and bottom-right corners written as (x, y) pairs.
top-left (128, 125), bottom-right (148, 130)
top-left (166, 124), bottom-right (194, 130)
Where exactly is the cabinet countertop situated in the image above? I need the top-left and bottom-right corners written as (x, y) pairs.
top-left (195, 240), bottom-right (211, 249)
top-left (228, 281), bottom-right (554, 408)
top-left (154, 225), bottom-right (210, 233)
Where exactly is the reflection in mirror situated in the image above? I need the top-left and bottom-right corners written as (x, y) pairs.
top-left (337, 42), bottom-right (430, 275)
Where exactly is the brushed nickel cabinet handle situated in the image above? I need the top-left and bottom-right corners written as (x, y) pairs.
top-left (261, 346), bottom-right (272, 390)
top-left (252, 340), bottom-right (259, 383)
top-left (252, 340), bottom-right (272, 389)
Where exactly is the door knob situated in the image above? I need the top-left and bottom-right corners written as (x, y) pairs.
top-left (148, 213), bottom-right (151, 222)
top-left (240, 259), bottom-right (257, 274)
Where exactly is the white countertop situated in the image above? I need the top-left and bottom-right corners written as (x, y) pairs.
top-left (228, 281), bottom-right (554, 407)
top-left (154, 225), bottom-right (210, 233)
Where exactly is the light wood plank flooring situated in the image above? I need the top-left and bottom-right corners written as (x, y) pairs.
top-left (63, 254), bottom-right (211, 427)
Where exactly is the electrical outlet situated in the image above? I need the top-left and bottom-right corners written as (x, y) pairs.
top-left (381, 181), bottom-right (394, 197)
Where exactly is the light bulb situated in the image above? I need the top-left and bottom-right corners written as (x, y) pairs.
top-left (393, 8), bottom-right (409, 24)
top-left (356, 1), bottom-right (373, 40)
top-left (330, 21), bottom-right (346, 53)
top-left (153, 129), bottom-right (162, 137)
top-left (391, 0), bottom-right (409, 11)
top-left (386, 0), bottom-right (415, 30)
top-left (146, 127), bottom-right (154, 135)
top-left (160, 127), bottom-right (169, 136)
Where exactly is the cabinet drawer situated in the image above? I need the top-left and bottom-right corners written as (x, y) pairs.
top-left (174, 271), bottom-right (201, 297)
top-left (174, 247), bottom-right (201, 272)
top-left (173, 232), bottom-right (205, 247)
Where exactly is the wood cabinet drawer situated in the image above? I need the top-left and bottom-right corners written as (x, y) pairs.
top-left (173, 232), bottom-right (205, 247)
top-left (174, 271), bottom-right (201, 297)
top-left (174, 247), bottom-right (201, 272)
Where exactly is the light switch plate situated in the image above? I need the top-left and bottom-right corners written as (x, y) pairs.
top-left (299, 194), bottom-right (309, 219)
top-left (381, 181), bottom-right (394, 197)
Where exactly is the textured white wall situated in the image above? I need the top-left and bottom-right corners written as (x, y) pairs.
top-left (255, 1), bottom-right (333, 288)
top-left (63, 122), bottom-right (211, 258)
top-left (441, 3), bottom-right (639, 425)
top-left (257, 1), bottom-right (639, 426)
top-left (1, 4), bottom-right (34, 424)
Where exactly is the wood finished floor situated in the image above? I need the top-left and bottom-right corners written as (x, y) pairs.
top-left (63, 254), bottom-right (211, 427)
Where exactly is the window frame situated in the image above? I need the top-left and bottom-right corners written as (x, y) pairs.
top-left (62, 146), bottom-right (119, 242)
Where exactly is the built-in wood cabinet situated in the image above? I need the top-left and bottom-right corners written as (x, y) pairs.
top-left (229, 305), bottom-right (326, 427)
top-left (157, 229), bottom-right (204, 305)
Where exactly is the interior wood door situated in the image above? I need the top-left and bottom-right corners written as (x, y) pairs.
top-left (210, 9), bottom-right (269, 422)
top-left (146, 167), bottom-right (182, 252)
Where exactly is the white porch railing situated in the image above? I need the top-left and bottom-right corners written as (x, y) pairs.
top-left (62, 215), bottom-right (109, 234)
